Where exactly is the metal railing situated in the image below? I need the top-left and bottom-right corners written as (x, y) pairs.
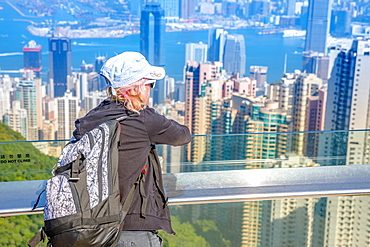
top-left (1, 164), bottom-right (370, 217)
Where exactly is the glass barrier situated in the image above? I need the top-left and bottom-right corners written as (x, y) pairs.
top-left (0, 129), bottom-right (369, 181)
top-left (2, 195), bottom-right (370, 246)
top-left (166, 194), bottom-right (370, 247)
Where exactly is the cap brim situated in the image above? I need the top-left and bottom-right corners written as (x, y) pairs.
top-left (144, 66), bottom-right (165, 80)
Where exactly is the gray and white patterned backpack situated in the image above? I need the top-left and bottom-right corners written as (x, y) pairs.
top-left (29, 116), bottom-right (142, 247)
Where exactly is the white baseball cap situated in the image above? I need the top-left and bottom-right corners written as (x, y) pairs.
top-left (100, 51), bottom-right (165, 88)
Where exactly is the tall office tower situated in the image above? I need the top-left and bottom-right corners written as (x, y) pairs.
top-left (223, 34), bottom-right (246, 76)
top-left (330, 9), bottom-right (351, 37)
top-left (140, 3), bottom-right (165, 67)
top-left (85, 91), bottom-right (106, 112)
top-left (302, 52), bottom-right (330, 84)
top-left (129, 0), bottom-right (143, 17)
top-left (56, 91), bottom-right (79, 140)
top-left (250, 66), bottom-right (268, 88)
top-left (185, 42), bottom-right (208, 63)
top-left (174, 81), bottom-right (185, 102)
top-left (95, 56), bottom-right (107, 90)
top-left (48, 37), bottom-right (72, 98)
top-left (286, 0), bottom-right (296, 16)
top-left (157, 0), bottom-right (180, 18)
top-left (140, 2), bottom-right (166, 105)
top-left (3, 101), bottom-right (28, 138)
top-left (249, 0), bottom-right (270, 16)
top-left (180, 0), bottom-right (197, 19)
top-left (15, 79), bottom-right (43, 140)
top-left (304, 0), bottom-right (333, 54)
top-left (300, 4), bottom-right (309, 30)
top-left (207, 28), bottom-right (227, 62)
top-left (23, 40), bottom-right (42, 78)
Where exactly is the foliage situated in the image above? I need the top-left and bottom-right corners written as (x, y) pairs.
top-left (160, 217), bottom-right (210, 247)
top-left (193, 220), bottom-right (231, 247)
top-left (0, 122), bottom-right (56, 182)
top-left (0, 214), bottom-right (47, 247)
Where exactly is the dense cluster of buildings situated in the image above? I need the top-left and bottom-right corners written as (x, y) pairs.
top-left (2, 0), bottom-right (370, 246)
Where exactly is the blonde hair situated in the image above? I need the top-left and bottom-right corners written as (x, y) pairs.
top-left (107, 78), bottom-right (150, 113)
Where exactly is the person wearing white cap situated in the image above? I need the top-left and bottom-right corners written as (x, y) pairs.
top-left (72, 51), bottom-right (192, 246)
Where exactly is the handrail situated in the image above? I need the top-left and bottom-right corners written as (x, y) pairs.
top-left (1, 128), bottom-right (370, 143)
top-left (1, 164), bottom-right (370, 217)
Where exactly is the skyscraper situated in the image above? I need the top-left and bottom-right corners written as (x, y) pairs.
top-left (302, 51), bottom-right (330, 84)
top-left (241, 100), bottom-right (288, 246)
top-left (184, 61), bottom-right (224, 162)
top-left (185, 42), bottom-right (208, 63)
top-left (85, 91), bottom-right (107, 112)
top-left (3, 101), bottom-right (28, 138)
top-left (180, 0), bottom-right (197, 19)
top-left (286, 0), bottom-right (296, 16)
top-left (304, 87), bottom-right (327, 157)
top-left (304, 0), bottom-right (333, 54)
top-left (140, 2), bottom-right (166, 104)
top-left (321, 38), bottom-right (370, 166)
top-left (15, 79), bottom-right (43, 140)
top-left (140, 3), bottom-right (165, 67)
top-left (23, 40), bottom-right (42, 78)
top-left (315, 39), bottom-right (370, 247)
top-left (157, 0), bottom-right (180, 18)
top-left (250, 66), bottom-right (268, 89)
top-left (56, 91), bottom-right (79, 140)
top-left (291, 73), bottom-right (322, 155)
top-left (207, 28), bottom-right (227, 62)
top-left (95, 56), bottom-right (107, 90)
top-left (330, 9), bottom-right (351, 37)
top-left (48, 37), bottom-right (72, 98)
top-left (223, 34), bottom-right (246, 76)
top-left (267, 72), bottom-right (322, 155)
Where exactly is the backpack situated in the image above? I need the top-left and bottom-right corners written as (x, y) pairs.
top-left (29, 116), bottom-right (143, 247)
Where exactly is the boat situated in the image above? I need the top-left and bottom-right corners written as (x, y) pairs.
top-left (283, 30), bottom-right (306, 38)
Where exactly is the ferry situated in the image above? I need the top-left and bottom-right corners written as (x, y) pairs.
top-left (283, 30), bottom-right (306, 38)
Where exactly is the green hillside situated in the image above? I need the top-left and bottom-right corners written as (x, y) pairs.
top-left (0, 122), bottom-right (56, 182)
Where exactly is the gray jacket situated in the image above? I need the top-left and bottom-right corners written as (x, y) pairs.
top-left (73, 99), bottom-right (191, 234)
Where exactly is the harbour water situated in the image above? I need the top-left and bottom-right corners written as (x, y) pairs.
top-left (0, 1), bottom-right (304, 82)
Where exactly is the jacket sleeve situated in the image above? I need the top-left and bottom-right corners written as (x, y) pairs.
top-left (144, 108), bottom-right (192, 146)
